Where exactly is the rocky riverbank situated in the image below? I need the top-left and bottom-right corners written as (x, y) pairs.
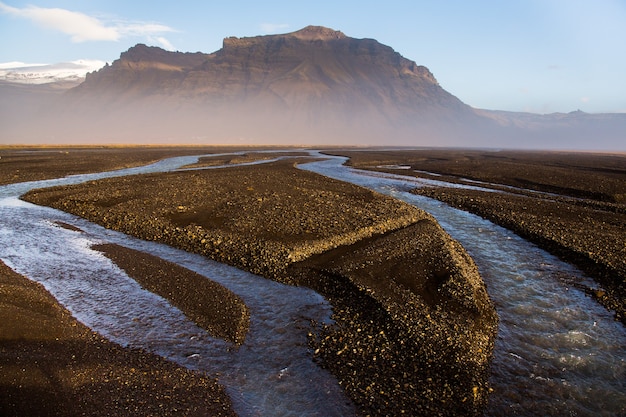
top-left (21, 156), bottom-right (498, 416)
top-left (338, 149), bottom-right (626, 324)
top-left (413, 186), bottom-right (626, 324)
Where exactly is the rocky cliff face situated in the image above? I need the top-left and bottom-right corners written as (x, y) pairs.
top-left (75, 26), bottom-right (458, 109)
top-left (3, 25), bottom-right (624, 148)
top-left (51, 26), bottom-right (482, 144)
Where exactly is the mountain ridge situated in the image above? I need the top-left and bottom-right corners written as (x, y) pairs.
top-left (75, 25), bottom-right (456, 111)
top-left (2, 25), bottom-right (624, 149)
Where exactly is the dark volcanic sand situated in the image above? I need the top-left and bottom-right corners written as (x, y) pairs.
top-left (180, 151), bottom-right (310, 169)
top-left (338, 149), bottom-right (626, 323)
top-left (340, 149), bottom-right (626, 204)
top-left (286, 220), bottom-right (497, 416)
top-left (0, 260), bottom-right (236, 417)
top-left (21, 156), bottom-right (498, 416)
top-left (23, 159), bottom-right (424, 277)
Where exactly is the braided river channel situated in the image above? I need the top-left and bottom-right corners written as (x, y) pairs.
top-left (1, 151), bottom-right (624, 416)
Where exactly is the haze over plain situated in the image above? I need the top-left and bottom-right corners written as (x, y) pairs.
top-left (1, 1), bottom-right (625, 149)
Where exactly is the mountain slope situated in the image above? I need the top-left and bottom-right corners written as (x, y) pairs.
top-left (2, 26), bottom-right (624, 148)
top-left (48, 26), bottom-right (481, 144)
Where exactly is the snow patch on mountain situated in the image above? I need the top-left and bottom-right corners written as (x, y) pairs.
top-left (0, 60), bottom-right (107, 84)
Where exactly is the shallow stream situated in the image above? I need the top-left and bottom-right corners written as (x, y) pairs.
top-left (0, 153), bottom-right (355, 417)
top-left (302, 155), bottom-right (626, 416)
top-left (0, 151), bottom-right (624, 416)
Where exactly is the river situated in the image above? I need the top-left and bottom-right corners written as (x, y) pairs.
top-left (0, 153), bottom-right (355, 417)
top-left (302, 154), bottom-right (626, 417)
top-left (1, 151), bottom-right (624, 416)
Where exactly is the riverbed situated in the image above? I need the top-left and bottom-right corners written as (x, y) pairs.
top-left (302, 155), bottom-right (625, 416)
top-left (0, 153), bottom-right (356, 417)
top-left (1, 150), bottom-right (624, 416)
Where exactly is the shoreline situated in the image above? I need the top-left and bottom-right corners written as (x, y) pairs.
top-left (0, 260), bottom-right (236, 417)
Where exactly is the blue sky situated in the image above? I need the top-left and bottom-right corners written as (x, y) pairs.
top-left (1, 0), bottom-right (625, 114)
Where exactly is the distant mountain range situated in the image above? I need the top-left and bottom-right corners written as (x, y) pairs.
top-left (1, 26), bottom-right (624, 149)
top-left (0, 60), bottom-right (106, 85)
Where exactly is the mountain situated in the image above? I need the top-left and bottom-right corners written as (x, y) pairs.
top-left (2, 26), bottom-right (624, 148)
top-left (59, 25), bottom-right (481, 144)
top-left (0, 60), bottom-right (106, 85)
top-left (474, 108), bottom-right (626, 150)
top-left (74, 27), bottom-right (463, 114)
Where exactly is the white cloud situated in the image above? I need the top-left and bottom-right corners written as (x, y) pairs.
top-left (260, 23), bottom-right (290, 34)
top-left (0, 1), bottom-right (176, 47)
top-left (0, 1), bottom-right (119, 41)
top-left (116, 22), bottom-right (176, 39)
top-left (154, 36), bottom-right (175, 51)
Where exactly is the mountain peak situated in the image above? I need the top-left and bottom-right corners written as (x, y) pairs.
top-left (289, 25), bottom-right (346, 40)
top-left (222, 25), bottom-right (346, 49)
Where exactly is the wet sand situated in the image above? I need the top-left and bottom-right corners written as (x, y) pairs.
top-left (18, 152), bottom-right (498, 416)
top-left (339, 149), bottom-right (626, 323)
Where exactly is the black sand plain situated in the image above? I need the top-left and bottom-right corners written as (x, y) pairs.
top-left (5, 147), bottom-right (499, 416)
top-left (339, 149), bottom-right (626, 323)
top-left (0, 145), bottom-right (302, 186)
top-left (5, 146), bottom-right (624, 415)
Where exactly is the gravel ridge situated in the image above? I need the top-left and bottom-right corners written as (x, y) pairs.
top-left (21, 158), bottom-right (499, 416)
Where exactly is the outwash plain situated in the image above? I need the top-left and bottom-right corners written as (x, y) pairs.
top-left (341, 149), bottom-right (626, 323)
top-left (2, 146), bottom-right (624, 416)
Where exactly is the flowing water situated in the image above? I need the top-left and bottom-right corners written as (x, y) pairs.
top-left (301, 155), bottom-right (626, 417)
top-left (1, 151), bottom-right (624, 416)
top-left (0, 153), bottom-right (355, 417)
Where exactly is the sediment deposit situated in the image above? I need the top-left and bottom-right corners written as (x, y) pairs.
top-left (23, 159), bottom-right (424, 277)
top-left (287, 220), bottom-right (497, 415)
top-left (0, 146), bottom-right (299, 185)
top-left (0, 260), bottom-right (236, 417)
top-left (413, 186), bottom-right (626, 323)
top-left (21, 156), bottom-right (498, 416)
top-left (339, 149), bottom-right (626, 323)
top-left (93, 243), bottom-right (250, 345)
